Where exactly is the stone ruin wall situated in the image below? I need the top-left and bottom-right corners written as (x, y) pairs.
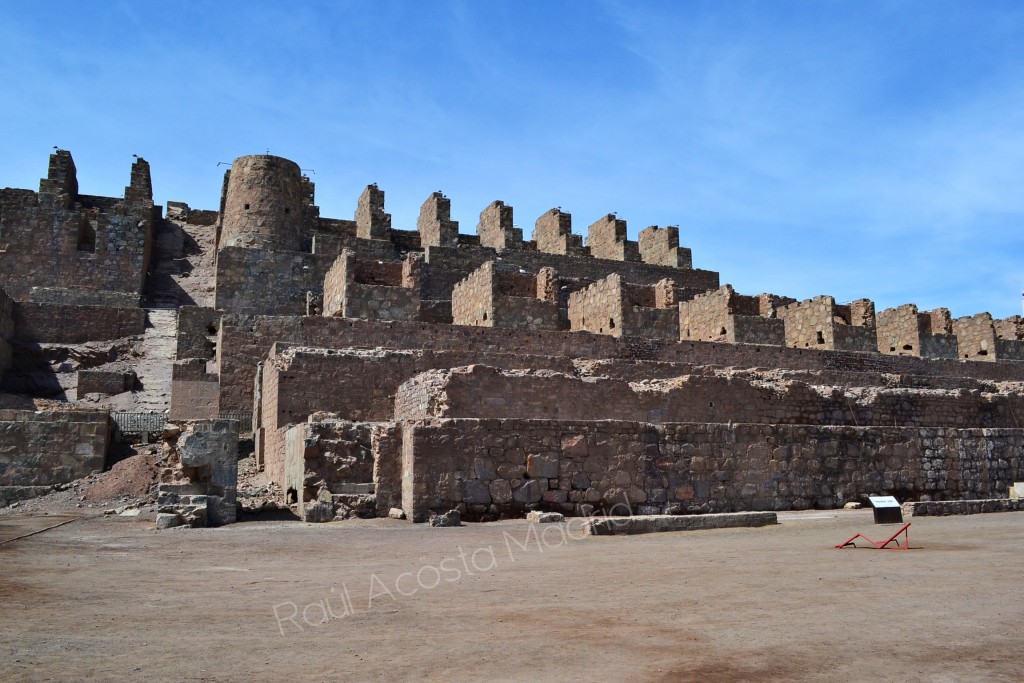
top-left (256, 346), bottom-right (577, 486)
top-left (394, 365), bottom-right (1024, 431)
top-left (13, 302), bottom-right (146, 344)
top-left (0, 288), bottom-right (12, 383)
top-left (0, 409), bottom-right (110, 506)
top-left (776, 296), bottom-right (877, 352)
top-left (953, 313), bottom-right (1024, 362)
top-left (876, 304), bottom-right (958, 359)
top-left (402, 418), bottom-right (1022, 521)
top-left (0, 152), bottom-right (156, 304)
top-left (214, 313), bottom-right (1024, 416)
top-left (679, 285), bottom-right (788, 345)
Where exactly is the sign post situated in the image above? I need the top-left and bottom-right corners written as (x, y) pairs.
top-left (867, 495), bottom-right (903, 524)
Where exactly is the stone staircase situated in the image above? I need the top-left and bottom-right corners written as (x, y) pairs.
top-left (132, 308), bottom-right (177, 413)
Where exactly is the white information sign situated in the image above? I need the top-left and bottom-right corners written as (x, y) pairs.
top-left (868, 495), bottom-right (900, 508)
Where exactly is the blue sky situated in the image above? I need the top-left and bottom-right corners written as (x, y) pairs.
top-left (2, 1), bottom-right (1023, 318)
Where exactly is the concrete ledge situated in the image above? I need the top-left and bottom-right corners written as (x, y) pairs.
top-left (583, 511), bottom-right (777, 536)
top-left (902, 499), bottom-right (1024, 517)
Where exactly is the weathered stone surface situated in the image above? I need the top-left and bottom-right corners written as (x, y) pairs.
top-left (902, 499), bottom-right (1024, 517)
top-left (526, 511), bottom-right (564, 524)
top-left (429, 509), bottom-right (462, 527)
top-left (583, 512), bottom-right (777, 535)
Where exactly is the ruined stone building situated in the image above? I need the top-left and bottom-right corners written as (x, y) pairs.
top-left (2, 150), bottom-right (1023, 522)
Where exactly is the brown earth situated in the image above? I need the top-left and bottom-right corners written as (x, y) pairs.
top-left (0, 509), bottom-right (1022, 682)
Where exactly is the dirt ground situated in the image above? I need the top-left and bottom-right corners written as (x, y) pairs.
top-left (1, 509), bottom-right (1021, 682)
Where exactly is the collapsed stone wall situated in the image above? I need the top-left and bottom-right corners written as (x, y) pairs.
top-left (401, 418), bottom-right (1023, 521)
top-left (13, 302), bottom-right (146, 344)
top-left (451, 261), bottom-right (560, 330)
top-left (0, 409), bottom-right (110, 506)
top-left (284, 420), bottom-right (373, 519)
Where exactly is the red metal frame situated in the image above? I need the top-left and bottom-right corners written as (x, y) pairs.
top-left (835, 522), bottom-right (911, 550)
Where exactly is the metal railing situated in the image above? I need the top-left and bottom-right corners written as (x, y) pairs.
top-left (112, 411), bottom-right (167, 434)
top-left (112, 411), bottom-right (252, 434)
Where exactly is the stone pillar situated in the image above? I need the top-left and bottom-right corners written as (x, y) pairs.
top-left (587, 214), bottom-right (639, 261)
top-left (418, 192), bottom-right (459, 248)
top-left (654, 279), bottom-right (676, 308)
top-left (639, 226), bottom-right (691, 268)
top-left (123, 157), bottom-right (154, 207)
top-left (38, 150), bottom-right (78, 209)
top-left (477, 200), bottom-right (521, 251)
top-left (537, 267), bottom-right (558, 303)
top-left (355, 184), bottom-right (391, 240)
top-left (533, 208), bottom-right (582, 255)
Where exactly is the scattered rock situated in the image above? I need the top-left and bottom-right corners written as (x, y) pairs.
top-left (429, 509), bottom-right (461, 527)
top-left (526, 511), bottom-right (564, 524)
top-left (156, 513), bottom-right (182, 530)
top-left (388, 507), bottom-right (406, 520)
top-left (843, 502), bottom-right (862, 510)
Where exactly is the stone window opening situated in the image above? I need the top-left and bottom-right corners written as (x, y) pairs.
top-left (902, 344), bottom-right (913, 351)
top-left (482, 312), bottom-right (487, 321)
top-left (609, 318), bottom-right (615, 329)
top-left (284, 208), bottom-right (290, 214)
top-left (815, 331), bottom-right (825, 344)
top-left (719, 327), bottom-right (726, 336)
top-left (977, 349), bottom-right (988, 356)
top-left (244, 203), bottom-right (250, 210)
top-left (77, 218), bottom-right (96, 253)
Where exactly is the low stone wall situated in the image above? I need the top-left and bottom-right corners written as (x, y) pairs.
top-left (400, 418), bottom-right (1023, 521)
top-left (584, 511), bottom-right (777, 535)
top-left (0, 409), bottom-right (110, 504)
top-left (78, 369), bottom-right (134, 396)
top-left (14, 302), bottom-right (146, 343)
top-left (902, 498), bottom-right (1024, 516)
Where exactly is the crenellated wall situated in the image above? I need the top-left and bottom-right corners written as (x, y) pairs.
top-left (0, 152), bottom-right (155, 304)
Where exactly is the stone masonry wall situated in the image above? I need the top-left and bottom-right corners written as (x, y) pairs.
top-left (477, 200), bottom-right (522, 251)
top-left (176, 306), bottom-right (221, 361)
top-left (284, 420), bottom-right (373, 507)
top-left (170, 358), bottom-right (220, 420)
top-left (13, 302), bottom-right (146, 343)
top-left (587, 214), bottom-right (640, 262)
top-left (216, 314), bottom-right (1024, 413)
top-left (0, 152), bottom-right (155, 303)
top-left (258, 346), bottom-right (576, 485)
top-left (417, 192), bottom-right (459, 248)
top-left (0, 288), bottom-right (12, 382)
top-left (393, 364), bottom-right (1024, 430)
top-left (679, 285), bottom-right (785, 345)
top-left (0, 409), bottom-right (109, 488)
top-left (638, 226), bottom-right (692, 268)
top-left (777, 296), bottom-right (876, 352)
top-left (532, 209), bottom-right (582, 256)
top-left (215, 245), bottom-right (328, 315)
top-left (568, 274), bottom-right (625, 336)
top-left (877, 304), bottom-right (958, 359)
top-left (401, 418), bottom-right (1023, 520)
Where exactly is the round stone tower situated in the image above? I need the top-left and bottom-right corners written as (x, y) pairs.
top-left (219, 155), bottom-right (305, 251)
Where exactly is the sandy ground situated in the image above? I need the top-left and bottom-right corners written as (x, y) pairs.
top-left (1, 509), bottom-right (1021, 682)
